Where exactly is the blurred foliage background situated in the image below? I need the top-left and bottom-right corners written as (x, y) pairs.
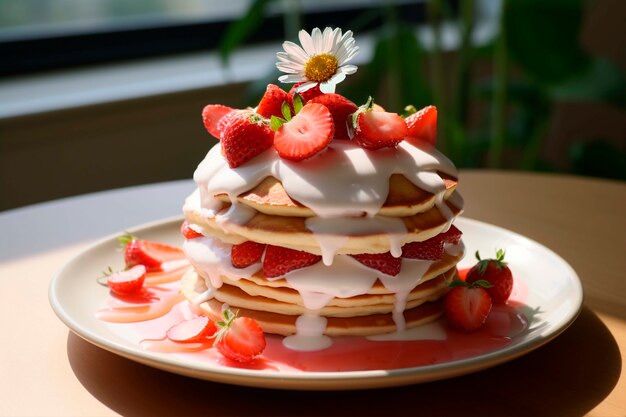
top-left (219, 0), bottom-right (626, 180)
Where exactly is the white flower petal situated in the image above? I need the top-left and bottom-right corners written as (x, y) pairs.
top-left (319, 81), bottom-right (336, 94)
top-left (276, 63), bottom-right (304, 73)
top-left (299, 29), bottom-right (316, 56)
top-left (311, 27), bottom-right (323, 53)
top-left (279, 74), bottom-right (307, 83)
top-left (321, 27), bottom-right (336, 52)
top-left (295, 81), bottom-right (318, 92)
top-left (329, 72), bottom-right (346, 84)
top-left (339, 64), bottom-right (358, 75)
top-left (282, 41), bottom-right (310, 64)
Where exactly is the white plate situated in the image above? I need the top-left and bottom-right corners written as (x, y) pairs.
top-left (49, 216), bottom-right (583, 390)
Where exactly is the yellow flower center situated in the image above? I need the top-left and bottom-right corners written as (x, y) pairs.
top-left (304, 53), bottom-right (338, 83)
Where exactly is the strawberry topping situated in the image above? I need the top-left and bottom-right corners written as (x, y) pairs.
top-left (273, 102), bottom-right (334, 161)
top-left (256, 84), bottom-right (289, 119)
top-left (121, 234), bottom-right (185, 272)
top-left (221, 111), bottom-right (274, 168)
top-left (288, 82), bottom-right (323, 105)
top-left (350, 252), bottom-right (401, 276)
top-left (106, 264), bottom-right (146, 296)
top-left (166, 316), bottom-right (217, 343)
top-left (215, 309), bottom-right (266, 363)
top-left (353, 97), bottom-right (408, 150)
top-left (309, 93), bottom-right (358, 140)
top-left (445, 279), bottom-right (493, 332)
top-left (401, 225), bottom-right (462, 260)
top-left (180, 221), bottom-right (203, 239)
top-left (231, 241), bottom-right (266, 268)
top-left (263, 245), bottom-right (322, 278)
top-left (465, 249), bottom-right (513, 304)
top-left (405, 105), bottom-right (437, 146)
top-left (202, 104), bottom-right (235, 140)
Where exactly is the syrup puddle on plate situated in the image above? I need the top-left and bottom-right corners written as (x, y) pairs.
top-left (97, 267), bottom-right (531, 373)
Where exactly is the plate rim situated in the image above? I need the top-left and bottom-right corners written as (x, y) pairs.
top-left (49, 215), bottom-right (583, 390)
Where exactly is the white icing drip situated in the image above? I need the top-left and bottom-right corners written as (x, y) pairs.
top-left (283, 314), bottom-right (333, 351)
top-left (192, 140), bottom-right (459, 220)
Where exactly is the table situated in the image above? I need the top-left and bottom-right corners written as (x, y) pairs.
top-left (1, 171), bottom-right (624, 416)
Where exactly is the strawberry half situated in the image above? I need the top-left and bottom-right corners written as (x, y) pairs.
top-left (256, 84), bottom-right (289, 119)
top-left (180, 221), bottom-right (203, 239)
top-left (309, 93), bottom-right (358, 140)
top-left (465, 249), bottom-right (513, 304)
top-left (401, 225), bottom-right (462, 260)
top-left (120, 234), bottom-right (185, 272)
top-left (166, 316), bottom-right (217, 343)
top-left (231, 241), bottom-right (266, 268)
top-left (263, 245), bottom-right (322, 278)
top-left (215, 309), bottom-right (266, 363)
top-left (221, 111), bottom-right (274, 168)
top-left (351, 252), bottom-right (401, 276)
top-left (405, 105), bottom-right (437, 146)
top-left (202, 104), bottom-right (235, 140)
top-left (106, 264), bottom-right (146, 295)
top-left (445, 279), bottom-right (493, 332)
top-left (352, 97), bottom-right (408, 150)
top-left (273, 102), bottom-right (334, 161)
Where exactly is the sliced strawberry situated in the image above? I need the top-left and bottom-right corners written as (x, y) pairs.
top-left (215, 309), bottom-right (266, 363)
top-left (405, 105), bottom-right (437, 146)
top-left (273, 103), bottom-right (334, 161)
top-left (288, 82), bottom-right (323, 105)
top-left (231, 241), bottom-right (266, 268)
top-left (121, 234), bottom-right (185, 272)
top-left (166, 316), bottom-right (217, 343)
top-left (221, 111), bottom-right (274, 168)
top-left (256, 84), bottom-right (289, 119)
top-left (180, 221), bottom-right (203, 239)
top-left (445, 280), bottom-right (493, 332)
top-left (353, 97), bottom-right (408, 150)
top-left (263, 245), bottom-right (322, 278)
top-left (202, 104), bottom-right (235, 140)
top-left (350, 252), bottom-right (401, 276)
top-left (107, 264), bottom-right (146, 295)
top-left (401, 225), bottom-right (462, 260)
top-left (465, 249), bottom-right (513, 304)
top-left (309, 93), bottom-right (358, 140)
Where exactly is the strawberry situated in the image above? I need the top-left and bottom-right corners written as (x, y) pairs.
top-left (309, 93), bottom-right (358, 140)
top-left (445, 279), bottom-right (493, 332)
top-left (350, 252), bottom-right (401, 276)
top-left (263, 245), bottom-right (322, 278)
top-left (405, 105), bottom-right (437, 146)
top-left (272, 102), bottom-right (334, 161)
top-left (352, 97), bottom-right (408, 150)
top-left (220, 111), bottom-right (274, 168)
top-left (180, 221), bottom-right (203, 239)
top-left (215, 309), bottom-right (266, 363)
top-left (465, 249), bottom-right (513, 304)
top-left (256, 84), bottom-right (288, 119)
top-left (288, 82), bottom-right (323, 105)
top-left (167, 316), bottom-right (217, 343)
top-left (401, 225), bottom-right (462, 260)
top-left (106, 264), bottom-right (146, 295)
top-left (231, 241), bottom-right (266, 268)
top-left (120, 234), bottom-right (185, 272)
top-left (202, 104), bottom-right (235, 140)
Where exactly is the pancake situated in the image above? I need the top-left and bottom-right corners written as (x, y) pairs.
top-left (181, 269), bottom-right (449, 336)
top-left (215, 173), bottom-right (458, 218)
top-left (185, 193), bottom-right (462, 255)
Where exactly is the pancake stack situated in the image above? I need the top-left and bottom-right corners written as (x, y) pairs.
top-left (181, 138), bottom-right (464, 340)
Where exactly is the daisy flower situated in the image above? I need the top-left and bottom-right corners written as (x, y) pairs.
top-left (276, 27), bottom-right (359, 94)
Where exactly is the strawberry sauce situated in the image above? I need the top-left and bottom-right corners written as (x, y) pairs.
top-left (96, 267), bottom-right (529, 373)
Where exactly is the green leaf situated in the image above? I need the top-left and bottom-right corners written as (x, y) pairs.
top-left (504, 0), bottom-right (591, 85)
top-left (281, 102), bottom-right (292, 121)
top-left (219, 0), bottom-right (276, 64)
top-left (270, 115), bottom-right (286, 131)
top-left (292, 93), bottom-right (303, 114)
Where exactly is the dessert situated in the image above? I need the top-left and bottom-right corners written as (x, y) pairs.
top-left (180, 27), bottom-right (465, 350)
